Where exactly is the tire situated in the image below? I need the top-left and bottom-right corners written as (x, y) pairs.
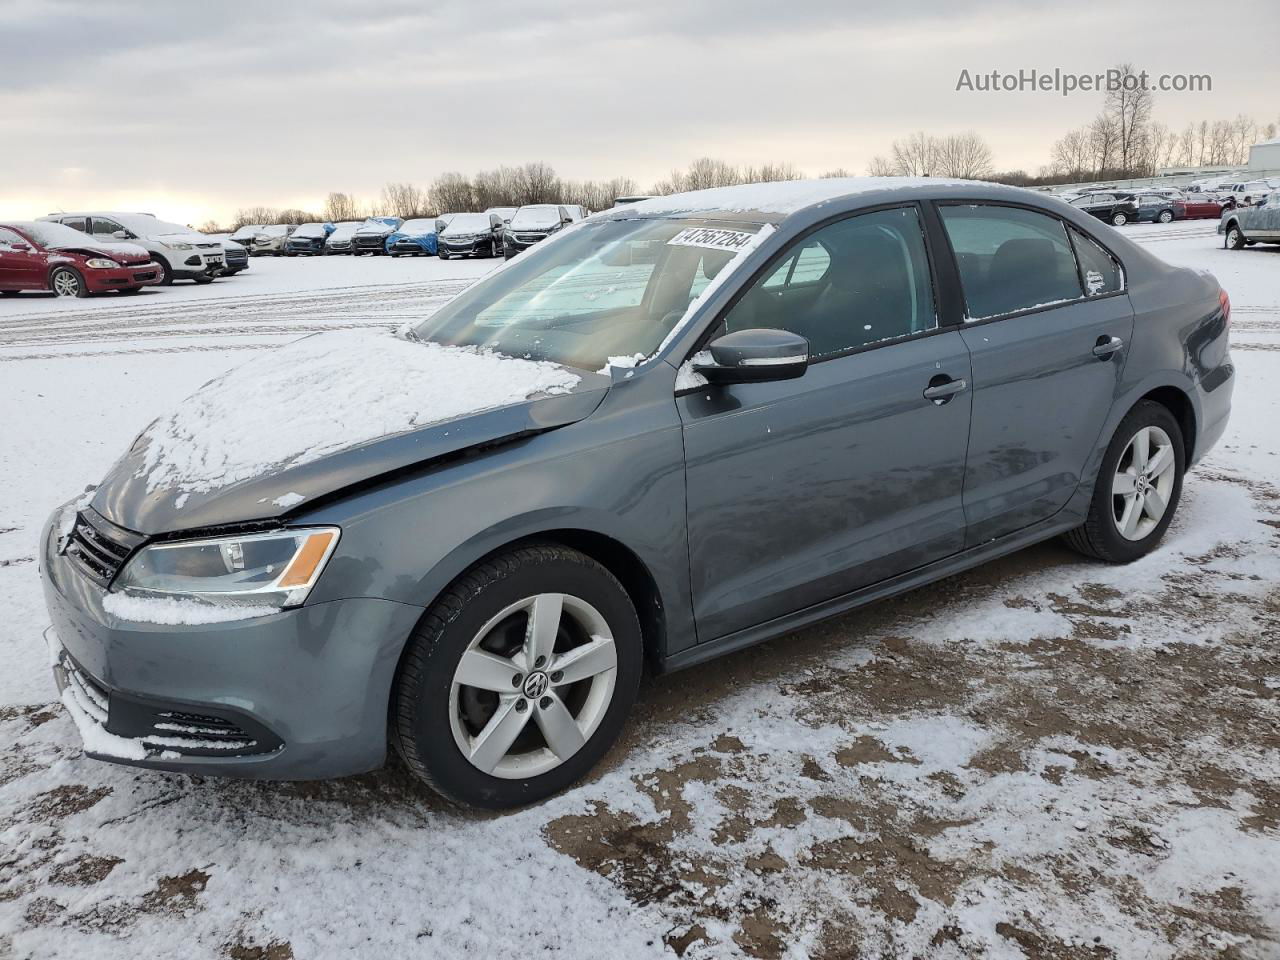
top-left (1111, 212), bottom-right (1128, 226)
top-left (1157, 210), bottom-right (1174, 224)
top-left (1062, 400), bottom-right (1185, 563)
top-left (438, 249), bottom-right (450, 260)
top-left (119, 287), bottom-right (142, 295)
top-left (191, 273), bottom-right (214, 284)
top-left (1225, 224), bottom-right (1246, 250)
top-left (49, 266), bottom-right (88, 298)
top-left (155, 257), bottom-right (174, 286)
top-left (393, 544), bottom-right (642, 810)
top-left (1, 289), bottom-right (19, 297)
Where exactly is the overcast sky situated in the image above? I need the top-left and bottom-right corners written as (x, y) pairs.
top-left (2, 0), bottom-right (1276, 225)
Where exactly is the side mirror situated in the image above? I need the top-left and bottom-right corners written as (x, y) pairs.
top-left (112, 230), bottom-right (129, 239)
top-left (694, 329), bottom-right (809, 384)
top-left (11, 241), bottom-right (31, 251)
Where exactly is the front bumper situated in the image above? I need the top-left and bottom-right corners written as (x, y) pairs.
top-left (83, 263), bottom-right (163, 292)
top-left (40, 511), bottom-right (424, 780)
top-left (441, 239), bottom-right (491, 257)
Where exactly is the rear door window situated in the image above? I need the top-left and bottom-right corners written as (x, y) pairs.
top-left (90, 217), bottom-right (124, 236)
top-left (939, 204), bottom-right (1084, 320)
top-left (1069, 227), bottom-right (1123, 297)
top-left (60, 217), bottom-right (88, 232)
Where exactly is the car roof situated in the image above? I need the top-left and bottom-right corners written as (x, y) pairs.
top-left (594, 177), bottom-right (1025, 225)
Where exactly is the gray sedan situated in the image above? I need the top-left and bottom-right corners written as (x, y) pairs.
top-left (41, 179), bottom-right (1233, 809)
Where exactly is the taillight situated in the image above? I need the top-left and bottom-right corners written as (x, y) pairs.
top-left (1219, 288), bottom-right (1231, 328)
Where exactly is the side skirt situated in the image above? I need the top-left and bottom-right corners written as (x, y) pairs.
top-left (658, 505), bottom-right (1087, 675)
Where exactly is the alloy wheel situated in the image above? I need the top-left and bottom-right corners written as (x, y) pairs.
top-left (52, 270), bottom-right (81, 297)
top-left (448, 593), bottom-right (618, 779)
top-left (1111, 425), bottom-right (1176, 541)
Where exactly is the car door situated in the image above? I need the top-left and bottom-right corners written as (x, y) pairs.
top-left (0, 227), bottom-right (47, 288)
top-left (935, 202), bottom-right (1134, 545)
top-left (677, 204), bottom-right (972, 641)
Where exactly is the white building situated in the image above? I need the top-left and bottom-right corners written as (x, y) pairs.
top-left (1248, 137), bottom-right (1280, 170)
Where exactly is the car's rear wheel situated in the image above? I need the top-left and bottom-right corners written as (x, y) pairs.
top-left (1158, 210), bottom-right (1174, 223)
top-left (1063, 400), bottom-right (1184, 563)
top-left (50, 266), bottom-right (87, 298)
top-left (1111, 212), bottom-right (1128, 226)
top-left (393, 544), bottom-right (642, 810)
top-left (1226, 224), bottom-right (1246, 250)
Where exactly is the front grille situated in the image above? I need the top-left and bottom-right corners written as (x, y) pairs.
top-left (513, 233), bottom-right (546, 243)
top-left (63, 655), bottom-right (109, 725)
top-left (64, 507), bottom-right (144, 587)
top-left (133, 270), bottom-right (158, 281)
top-left (195, 242), bottom-right (219, 249)
top-left (354, 235), bottom-right (385, 247)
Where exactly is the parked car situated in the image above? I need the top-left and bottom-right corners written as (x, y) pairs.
top-left (217, 239), bottom-right (250, 276)
top-left (503, 204), bottom-right (575, 258)
top-left (285, 223), bottom-right (335, 256)
top-left (40, 179), bottom-right (1232, 810)
top-left (613, 195), bottom-right (653, 206)
top-left (249, 225), bottom-right (294, 257)
top-left (386, 219), bottom-right (440, 257)
top-left (323, 222), bottom-right (363, 255)
top-left (1134, 194), bottom-right (1179, 224)
top-left (1069, 192), bottom-right (1140, 226)
top-left (229, 224), bottom-right (264, 247)
top-left (38, 212), bottom-right (225, 285)
top-left (1179, 195), bottom-right (1226, 220)
top-left (438, 213), bottom-right (504, 259)
top-left (0, 221), bottom-right (161, 297)
top-left (1219, 191), bottom-right (1280, 249)
top-left (1218, 180), bottom-right (1278, 207)
top-left (353, 217), bottom-right (403, 256)
top-left (484, 207), bottom-right (518, 225)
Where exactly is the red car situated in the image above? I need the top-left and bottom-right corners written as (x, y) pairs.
top-left (1179, 196), bottom-right (1226, 220)
top-left (0, 221), bottom-right (161, 298)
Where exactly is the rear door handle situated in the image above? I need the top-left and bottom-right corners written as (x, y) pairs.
top-left (1093, 335), bottom-right (1124, 359)
top-left (923, 376), bottom-right (967, 404)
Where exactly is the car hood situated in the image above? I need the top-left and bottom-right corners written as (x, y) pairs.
top-left (91, 329), bottom-right (610, 536)
top-left (48, 240), bottom-right (150, 262)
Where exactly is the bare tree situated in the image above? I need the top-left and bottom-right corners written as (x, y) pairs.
top-left (936, 132), bottom-right (994, 178)
top-left (889, 132), bottom-right (940, 176)
top-left (232, 206), bottom-right (280, 229)
top-left (1105, 63), bottom-right (1154, 173)
top-left (819, 167), bottom-right (854, 178)
top-left (1088, 113), bottom-right (1119, 177)
top-left (513, 162), bottom-right (560, 204)
top-left (429, 172), bottom-right (474, 214)
top-left (322, 192), bottom-right (360, 223)
top-left (864, 156), bottom-right (896, 177)
top-left (1050, 128), bottom-right (1092, 178)
top-left (378, 182), bottom-right (430, 218)
top-left (741, 161), bottom-right (804, 183)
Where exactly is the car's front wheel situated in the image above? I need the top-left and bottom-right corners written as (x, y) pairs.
top-left (50, 266), bottom-right (87, 298)
top-left (393, 545), bottom-right (642, 810)
top-left (1111, 212), bottom-right (1128, 226)
top-left (1158, 210), bottom-right (1174, 223)
top-left (1063, 400), bottom-right (1184, 563)
top-left (1226, 224), bottom-right (1246, 250)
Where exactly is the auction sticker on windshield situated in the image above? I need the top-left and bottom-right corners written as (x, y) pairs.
top-left (667, 227), bottom-right (756, 252)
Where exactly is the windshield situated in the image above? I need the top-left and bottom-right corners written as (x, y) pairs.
top-left (293, 223), bottom-right (327, 238)
top-left (20, 221), bottom-right (107, 248)
top-left (401, 219), bottom-right (437, 234)
top-left (444, 214), bottom-right (491, 234)
top-left (328, 224), bottom-right (358, 240)
top-left (357, 219), bottom-right (394, 233)
top-left (510, 206), bottom-right (562, 230)
top-left (412, 217), bottom-right (762, 372)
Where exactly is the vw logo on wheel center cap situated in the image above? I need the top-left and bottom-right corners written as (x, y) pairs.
top-left (523, 672), bottom-right (550, 699)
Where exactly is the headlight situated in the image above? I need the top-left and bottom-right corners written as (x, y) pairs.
top-left (162, 241), bottom-right (192, 250)
top-left (85, 258), bottom-right (120, 269)
top-left (114, 527), bottom-right (339, 610)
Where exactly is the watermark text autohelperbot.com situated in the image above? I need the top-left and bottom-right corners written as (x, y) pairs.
top-left (955, 68), bottom-right (1211, 96)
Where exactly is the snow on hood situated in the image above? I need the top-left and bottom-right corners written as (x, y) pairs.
top-left (133, 329), bottom-right (581, 498)
top-left (624, 177), bottom-right (980, 218)
top-left (51, 239), bottom-right (150, 260)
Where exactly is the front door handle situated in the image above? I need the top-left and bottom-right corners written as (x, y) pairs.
top-left (923, 375), bottom-right (967, 404)
top-left (1093, 335), bottom-right (1125, 359)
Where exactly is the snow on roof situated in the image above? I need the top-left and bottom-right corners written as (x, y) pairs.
top-left (136, 329), bottom-right (581, 496)
top-left (622, 177), bottom-right (981, 219)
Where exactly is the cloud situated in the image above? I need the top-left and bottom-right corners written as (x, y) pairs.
top-left (1, 0), bottom-right (1274, 223)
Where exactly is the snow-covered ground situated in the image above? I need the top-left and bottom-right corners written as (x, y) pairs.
top-left (1, 224), bottom-right (1277, 959)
